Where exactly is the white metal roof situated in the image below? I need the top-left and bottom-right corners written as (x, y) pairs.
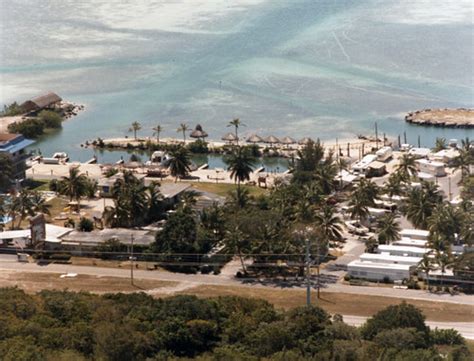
top-left (0, 230), bottom-right (30, 240)
top-left (360, 253), bottom-right (422, 264)
top-left (377, 245), bottom-right (428, 255)
top-left (400, 229), bottom-right (429, 238)
top-left (394, 238), bottom-right (428, 247)
top-left (348, 260), bottom-right (413, 271)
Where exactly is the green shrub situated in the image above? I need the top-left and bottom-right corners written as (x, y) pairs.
top-left (430, 328), bottom-right (465, 346)
top-left (8, 119), bottom-right (44, 138)
top-left (187, 139), bottom-right (209, 154)
top-left (38, 110), bottom-right (62, 128)
top-left (1, 101), bottom-right (24, 116)
top-left (77, 217), bottom-right (94, 232)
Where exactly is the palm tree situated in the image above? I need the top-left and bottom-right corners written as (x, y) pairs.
top-left (384, 172), bottom-right (404, 198)
top-left (227, 118), bottom-right (245, 145)
top-left (129, 121), bottom-right (141, 140)
top-left (435, 250), bottom-right (454, 287)
top-left (396, 154), bottom-right (417, 180)
top-left (225, 147), bottom-right (256, 191)
top-left (224, 224), bottom-right (249, 274)
top-left (376, 213), bottom-right (401, 244)
top-left (433, 137), bottom-right (447, 152)
top-left (177, 123), bottom-right (190, 143)
top-left (8, 189), bottom-right (34, 229)
top-left (0, 154), bottom-right (13, 191)
top-left (315, 205), bottom-right (344, 248)
top-left (417, 254), bottom-right (435, 290)
top-left (348, 190), bottom-right (370, 224)
top-left (59, 167), bottom-right (89, 207)
top-left (453, 138), bottom-right (472, 181)
top-left (152, 124), bottom-right (163, 143)
top-left (404, 186), bottom-right (439, 229)
top-left (168, 147), bottom-right (191, 182)
top-left (29, 192), bottom-right (51, 216)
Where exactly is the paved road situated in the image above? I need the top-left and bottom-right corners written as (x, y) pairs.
top-left (343, 315), bottom-right (474, 340)
top-left (0, 255), bottom-right (472, 306)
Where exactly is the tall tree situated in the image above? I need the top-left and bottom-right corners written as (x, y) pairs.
top-left (227, 118), bottom-right (245, 145)
top-left (453, 138), bottom-right (473, 181)
top-left (225, 146), bottom-right (256, 191)
top-left (417, 254), bottom-right (435, 289)
top-left (152, 124), bottom-right (163, 143)
top-left (315, 205), bottom-right (344, 248)
top-left (8, 189), bottom-right (34, 229)
top-left (168, 146), bottom-right (191, 182)
top-left (0, 154), bottom-right (13, 191)
top-left (177, 123), bottom-right (190, 143)
top-left (58, 167), bottom-right (89, 207)
top-left (404, 183), bottom-right (441, 229)
top-left (129, 121), bottom-right (141, 140)
top-left (432, 137), bottom-right (447, 152)
top-left (396, 154), bottom-right (417, 180)
top-left (376, 213), bottom-right (401, 244)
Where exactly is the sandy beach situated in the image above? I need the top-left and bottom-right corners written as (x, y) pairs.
top-left (0, 115), bottom-right (23, 133)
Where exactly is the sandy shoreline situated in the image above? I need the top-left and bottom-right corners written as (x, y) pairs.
top-left (405, 108), bottom-right (474, 128)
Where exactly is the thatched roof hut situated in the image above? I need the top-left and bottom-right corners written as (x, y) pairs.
top-left (221, 132), bottom-right (238, 142)
top-left (298, 137), bottom-right (313, 145)
top-left (21, 92), bottom-right (62, 113)
top-left (246, 134), bottom-right (263, 143)
top-left (281, 136), bottom-right (297, 144)
top-left (264, 135), bottom-right (280, 144)
top-left (190, 124), bottom-right (208, 139)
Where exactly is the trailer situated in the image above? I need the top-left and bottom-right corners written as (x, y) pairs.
top-left (415, 159), bottom-right (446, 177)
top-left (376, 146), bottom-right (392, 162)
top-left (347, 260), bottom-right (414, 281)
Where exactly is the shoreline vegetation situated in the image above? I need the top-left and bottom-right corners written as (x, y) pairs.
top-left (84, 136), bottom-right (393, 160)
top-left (0, 100), bottom-right (83, 137)
top-left (405, 108), bottom-right (474, 128)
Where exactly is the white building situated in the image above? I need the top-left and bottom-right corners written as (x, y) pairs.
top-left (377, 245), bottom-right (428, 257)
top-left (415, 159), bottom-right (446, 177)
top-left (393, 238), bottom-right (428, 248)
top-left (430, 148), bottom-right (460, 165)
top-left (347, 260), bottom-right (415, 281)
top-left (408, 147), bottom-right (431, 159)
top-left (376, 146), bottom-right (393, 162)
top-left (352, 154), bottom-right (377, 174)
top-left (399, 229), bottom-right (429, 240)
top-left (359, 253), bottom-right (422, 266)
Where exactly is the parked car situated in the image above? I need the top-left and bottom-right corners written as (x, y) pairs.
top-left (345, 220), bottom-right (369, 235)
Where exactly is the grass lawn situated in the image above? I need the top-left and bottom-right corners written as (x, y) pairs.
top-left (174, 284), bottom-right (474, 323)
top-left (0, 271), bottom-right (176, 293)
top-left (189, 182), bottom-right (268, 197)
top-left (23, 179), bottom-right (51, 191)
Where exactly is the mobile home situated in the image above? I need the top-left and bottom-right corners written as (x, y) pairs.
top-left (415, 159), bottom-right (446, 177)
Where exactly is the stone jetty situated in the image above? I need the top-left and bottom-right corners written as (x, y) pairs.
top-left (405, 108), bottom-right (474, 128)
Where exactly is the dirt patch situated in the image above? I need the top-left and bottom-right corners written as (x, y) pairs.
top-left (172, 284), bottom-right (474, 323)
top-left (0, 270), bottom-right (176, 293)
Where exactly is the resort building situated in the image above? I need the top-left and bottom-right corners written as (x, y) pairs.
top-left (0, 133), bottom-right (35, 183)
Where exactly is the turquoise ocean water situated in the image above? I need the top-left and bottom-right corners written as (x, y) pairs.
top-left (0, 0), bottom-right (473, 165)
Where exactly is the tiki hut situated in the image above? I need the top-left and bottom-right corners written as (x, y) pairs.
top-left (21, 92), bottom-right (62, 113)
top-left (264, 135), bottom-right (280, 145)
top-left (190, 124), bottom-right (208, 139)
top-left (298, 137), bottom-right (313, 145)
top-left (246, 134), bottom-right (263, 143)
top-left (280, 136), bottom-right (297, 145)
top-left (221, 132), bottom-right (238, 143)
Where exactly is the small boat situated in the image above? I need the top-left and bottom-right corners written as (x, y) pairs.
top-left (52, 152), bottom-right (69, 162)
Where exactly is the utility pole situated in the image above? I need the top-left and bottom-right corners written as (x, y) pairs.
top-left (375, 122), bottom-right (379, 150)
top-left (130, 234), bottom-right (135, 286)
top-left (305, 236), bottom-right (311, 307)
top-left (316, 241), bottom-right (321, 299)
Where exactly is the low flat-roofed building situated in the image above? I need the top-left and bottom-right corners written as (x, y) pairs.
top-left (399, 229), bottom-right (430, 240)
top-left (347, 260), bottom-right (415, 281)
top-left (430, 148), bottom-right (460, 165)
top-left (416, 159), bottom-right (446, 177)
top-left (0, 133), bottom-right (35, 182)
top-left (60, 228), bottom-right (155, 250)
top-left (366, 161), bottom-right (386, 177)
top-left (377, 245), bottom-right (428, 257)
top-left (0, 223), bottom-right (72, 248)
top-left (359, 253), bottom-right (422, 266)
top-left (352, 154), bottom-right (377, 174)
top-left (408, 147), bottom-right (431, 159)
top-left (393, 238), bottom-right (428, 248)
